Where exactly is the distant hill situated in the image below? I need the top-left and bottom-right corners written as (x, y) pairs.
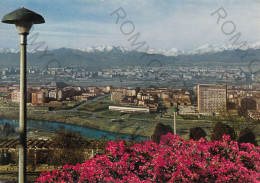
top-left (0, 44), bottom-right (259, 68)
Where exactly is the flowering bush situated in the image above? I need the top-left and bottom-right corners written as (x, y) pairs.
top-left (36, 134), bottom-right (260, 182)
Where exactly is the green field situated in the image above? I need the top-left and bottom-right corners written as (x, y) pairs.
top-left (0, 96), bottom-right (259, 143)
top-left (78, 96), bottom-right (117, 112)
top-left (52, 101), bottom-right (84, 111)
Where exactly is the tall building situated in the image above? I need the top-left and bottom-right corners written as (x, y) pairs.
top-left (198, 84), bottom-right (227, 115)
top-left (111, 91), bottom-right (124, 102)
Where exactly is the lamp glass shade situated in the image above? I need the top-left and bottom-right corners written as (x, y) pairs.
top-left (15, 21), bottom-right (33, 34)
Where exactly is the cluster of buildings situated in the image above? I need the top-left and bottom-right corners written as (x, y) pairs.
top-left (0, 82), bottom-right (109, 107)
top-left (226, 87), bottom-right (260, 120)
top-left (109, 84), bottom-right (260, 120)
top-left (110, 87), bottom-right (159, 113)
top-left (1, 65), bottom-right (259, 90)
top-left (0, 80), bottom-right (259, 119)
top-left (109, 87), bottom-right (192, 114)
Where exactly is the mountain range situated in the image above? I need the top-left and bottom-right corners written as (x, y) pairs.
top-left (0, 43), bottom-right (259, 68)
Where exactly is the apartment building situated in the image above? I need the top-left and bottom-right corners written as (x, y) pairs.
top-left (198, 84), bottom-right (227, 115)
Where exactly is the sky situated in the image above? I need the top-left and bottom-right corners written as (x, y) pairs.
top-left (0, 0), bottom-right (260, 51)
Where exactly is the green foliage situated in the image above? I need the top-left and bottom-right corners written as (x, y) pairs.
top-left (237, 127), bottom-right (258, 146)
top-left (129, 112), bottom-right (158, 120)
top-left (97, 110), bottom-right (121, 118)
top-left (53, 101), bottom-right (84, 111)
top-left (129, 133), bottom-right (138, 142)
top-left (189, 127), bottom-right (207, 140)
top-left (0, 149), bottom-right (13, 165)
top-left (150, 123), bottom-right (173, 144)
top-left (238, 98), bottom-right (257, 116)
top-left (211, 122), bottom-right (237, 141)
top-left (181, 115), bottom-right (199, 120)
top-left (0, 123), bottom-right (15, 138)
top-left (78, 101), bottom-right (111, 112)
top-left (48, 131), bottom-right (86, 166)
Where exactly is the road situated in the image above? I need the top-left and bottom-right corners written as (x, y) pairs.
top-left (70, 93), bottom-right (110, 111)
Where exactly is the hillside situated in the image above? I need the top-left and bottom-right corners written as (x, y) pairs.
top-left (0, 44), bottom-right (259, 68)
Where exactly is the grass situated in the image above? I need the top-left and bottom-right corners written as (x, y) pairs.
top-left (78, 101), bottom-right (110, 112)
top-left (0, 98), bottom-right (259, 144)
top-left (0, 106), bottom-right (258, 143)
top-left (78, 97), bottom-right (117, 112)
top-left (128, 112), bottom-right (159, 120)
top-left (52, 101), bottom-right (85, 111)
top-left (97, 110), bottom-right (121, 118)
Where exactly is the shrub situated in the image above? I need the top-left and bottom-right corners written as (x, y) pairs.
top-left (211, 122), bottom-right (237, 141)
top-left (37, 134), bottom-right (260, 183)
top-left (237, 127), bottom-right (257, 146)
top-left (150, 123), bottom-right (173, 144)
top-left (47, 131), bottom-right (86, 166)
top-left (238, 98), bottom-right (257, 116)
top-left (0, 149), bottom-right (13, 165)
top-left (189, 127), bottom-right (206, 140)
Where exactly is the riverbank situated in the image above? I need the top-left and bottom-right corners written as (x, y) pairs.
top-left (0, 96), bottom-right (204, 140)
top-left (0, 111), bottom-right (153, 136)
top-left (0, 109), bottom-right (207, 141)
top-left (0, 107), bottom-right (259, 143)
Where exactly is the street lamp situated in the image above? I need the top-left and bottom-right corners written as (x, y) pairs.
top-left (171, 107), bottom-right (179, 135)
top-left (2, 8), bottom-right (44, 183)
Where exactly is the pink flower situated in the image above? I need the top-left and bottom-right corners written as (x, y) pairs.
top-left (36, 134), bottom-right (260, 183)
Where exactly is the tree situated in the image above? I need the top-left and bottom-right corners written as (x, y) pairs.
top-left (129, 133), bottom-right (138, 142)
top-left (2, 123), bottom-right (15, 137)
top-left (189, 127), bottom-right (207, 140)
top-left (150, 123), bottom-right (173, 144)
top-left (211, 122), bottom-right (237, 141)
top-left (237, 127), bottom-right (257, 146)
top-left (0, 149), bottom-right (13, 165)
top-left (48, 131), bottom-right (86, 166)
top-left (238, 98), bottom-right (256, 116)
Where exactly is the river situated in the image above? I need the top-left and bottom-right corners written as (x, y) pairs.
top-left (0, 119), bottom-right (148, 141)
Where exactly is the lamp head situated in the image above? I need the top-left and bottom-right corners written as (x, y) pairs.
top-left (2, 7), bottom-right (45, 34)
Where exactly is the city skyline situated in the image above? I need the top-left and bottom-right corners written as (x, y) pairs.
top-left (0, 0), bottom-right (260, 51)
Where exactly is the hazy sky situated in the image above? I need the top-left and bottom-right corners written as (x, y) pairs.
top-left (0, 0), bottom-right (260, 51)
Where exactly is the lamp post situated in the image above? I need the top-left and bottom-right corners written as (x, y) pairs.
top-left (171, 107), bottom-right (179, 135)
top-left (2, 8), bottom-right (44, 183)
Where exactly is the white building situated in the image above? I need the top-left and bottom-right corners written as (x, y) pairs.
top-left (109, 106), bottom-right (149, 113)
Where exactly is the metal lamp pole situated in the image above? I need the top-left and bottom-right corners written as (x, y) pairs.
top-left (171, 107), bottom-right (178, 135)
top-left (2, 8), bottom-right (45, 183)
top-left (19, 33), bottom-right (27, 182)
top-left (174, 111), bottom-right (176, 135)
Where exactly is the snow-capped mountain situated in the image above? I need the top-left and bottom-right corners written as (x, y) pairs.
top-left (145, 48), bottom-right (184, 56)
top-left (188, 44), bottom-right (227, 55)
top-left (77, 45), bottom-right (129, 53)
top-left (77, 45), bottom-right (183, 56)
top-left (0, 48), bottom-right (46, 53)
top-left (187, 42), bottom-right (260, 55)
top-left (76, 42), bottom-right (260, 56)
top-left (1, 42), bottom-right (260, 57)
top-left (0, 42), bottom-right (260, 68)
top-left (0, 48), bottom-right (19, 54)
top-left (248, 41), bottom-right (260, 50)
